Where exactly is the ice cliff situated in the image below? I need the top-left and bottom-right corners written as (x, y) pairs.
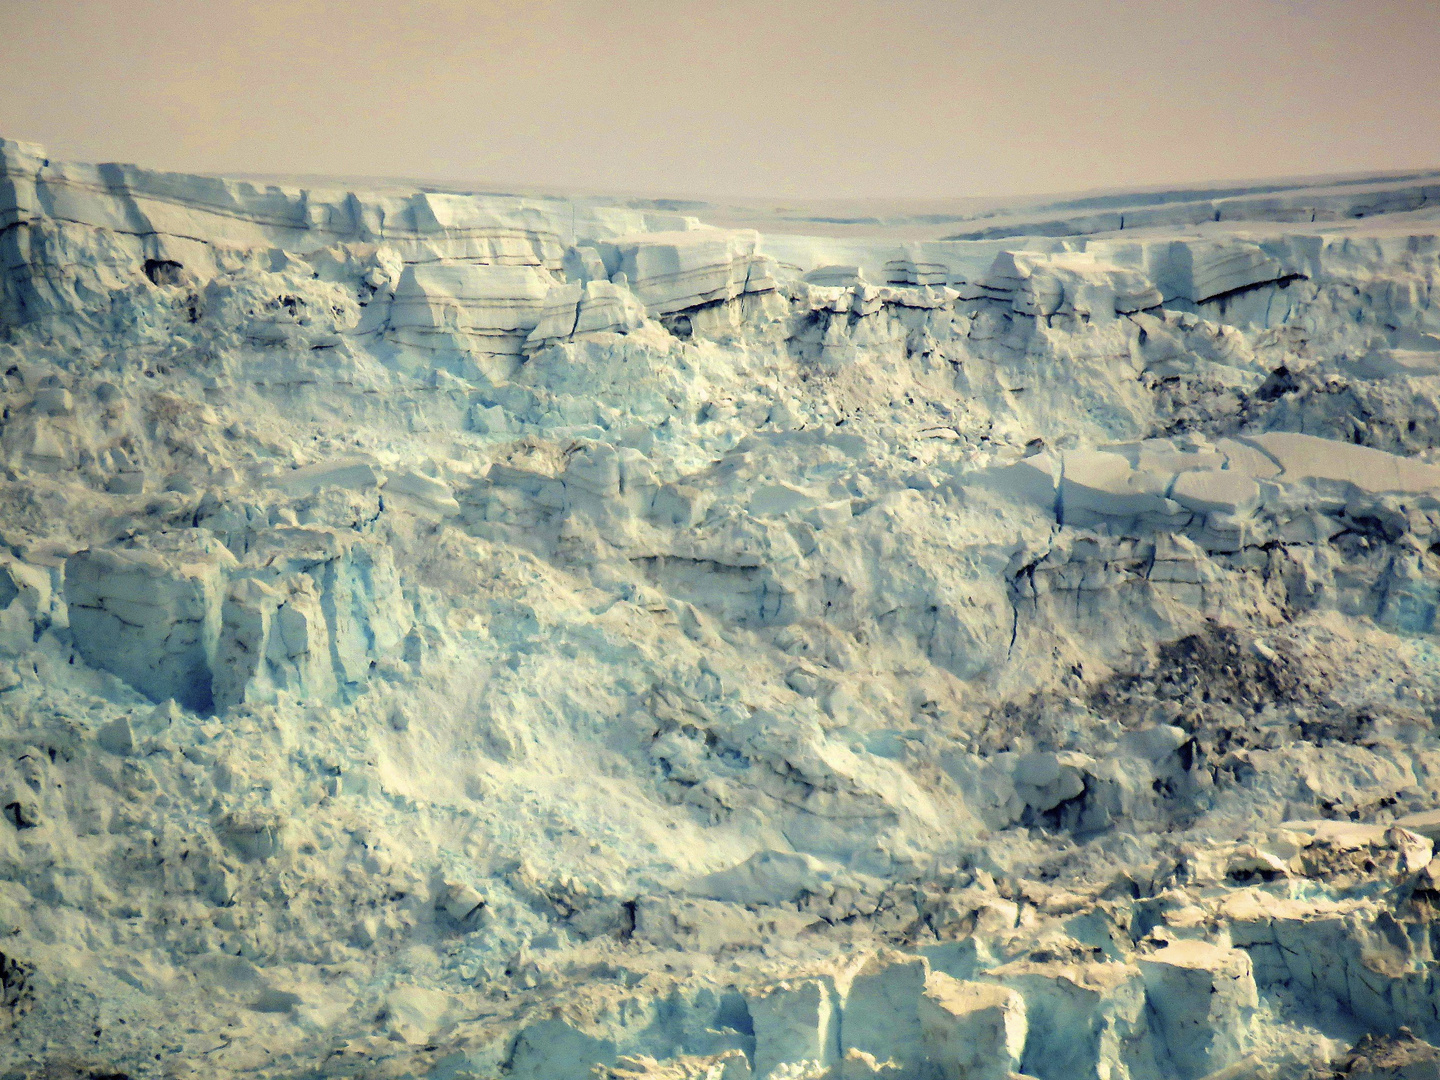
top-left (5, 136), bottom-right (1440, 1080)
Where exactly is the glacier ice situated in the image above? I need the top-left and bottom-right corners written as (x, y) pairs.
top-left (918, 973), bottom-right (1027, 1080)
top-left (4, 135), bottom-right (1440, 1078)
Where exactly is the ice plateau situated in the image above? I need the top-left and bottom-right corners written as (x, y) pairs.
top-left (5, 138), bottom-right (1440, 1080)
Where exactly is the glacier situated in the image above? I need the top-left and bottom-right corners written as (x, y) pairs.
top-left (4, 135), bottom-right (1440, 1079)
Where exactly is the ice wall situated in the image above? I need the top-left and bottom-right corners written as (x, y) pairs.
top-left (1, 139), bottom-right (1440, 1080)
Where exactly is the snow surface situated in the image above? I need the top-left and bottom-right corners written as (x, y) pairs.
top-left (4, 136), bottom-right (1440, 1079)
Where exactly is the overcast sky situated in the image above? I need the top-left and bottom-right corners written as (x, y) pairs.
top-left (2, 0), bottom-right (1438, 201)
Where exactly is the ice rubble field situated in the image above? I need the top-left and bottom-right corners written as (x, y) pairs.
top-left (6, 140), bottom-right (1440, 1080)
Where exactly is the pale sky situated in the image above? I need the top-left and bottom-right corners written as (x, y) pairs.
top-left (2, 0), bottom-right (1438, 201)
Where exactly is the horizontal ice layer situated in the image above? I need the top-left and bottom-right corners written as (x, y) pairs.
top-left (385, 262), bottom-right (554, 357)
top-left (758, 228), bottom-right (1439, 334)
top-left (962, 250), bottom-right (1163, 317)
top-left (991, 432), bottom-right (1440, 540)
top-left (525, 278), bottom-right (649, 349)
top-left (769, 235), bottom-right (1306, 319)
top-left (0, 136), bottom-right (692, 325)
top-left (937, 170), bottom-right (1440, 240)
top-left (596, 229), bottom-right (780, 316)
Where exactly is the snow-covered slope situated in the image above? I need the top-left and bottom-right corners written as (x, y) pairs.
top-left (5, 136), bottom-right (1440, 1080)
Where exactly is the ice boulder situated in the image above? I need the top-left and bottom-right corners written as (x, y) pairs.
top-left (1284, 819), bottom-right (1432, 879)
top-left (0, 553), bottom-right (52, 656)
top-left (919, 972), bottom-right (1028, 1080)
top-left (212, 575), bottom-right (337, 708)
top-left (1168, 470), bottom-right (1263, 517)
top-left (1137, 940), bottom-right (1258, 1079)
top-left (381, 985), bottom-right (456, 1045)
top-left (746, 977), bottom-right (841, 1079)
top-left (67, 525), bottom-right (409, 712)
top-left (1394, 809), bottom-right (1440, 842)
top-left (803, 265), bottom-right (867, 288)
top-left (1339, 1031), bottom-right (1440, 1080)
top-left (1059, 450), bottom-right (1178, 528)
top-left (834, 1050), bottom-right (906, 1078)
top-left (1013, 751), bottom-right (1091, 814)
top-left (980, 959), bottom-right (1154, 1080)
top-left (841, 951), bottom-right (929, 1077)
top-left (508, 1016), bottom-right (618, 1080)
top-left (598, 1050), bottom-right (754, 1079)
top-left (65, 532), bottom-right (237, 712)
top-left (687, 850), bottom-right (848, 906)
top-left (272, 458), bottom-right (385, 497)
top-left (383, 469), bottom-right (460, 515)
top-left (218, 527), bottom-right (411, 705)
top-left (1242, 432), bottom-right (1440, 497)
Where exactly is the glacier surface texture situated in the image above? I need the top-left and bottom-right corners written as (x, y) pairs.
top-left (5, 138), bottom-right (1440, 1079)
